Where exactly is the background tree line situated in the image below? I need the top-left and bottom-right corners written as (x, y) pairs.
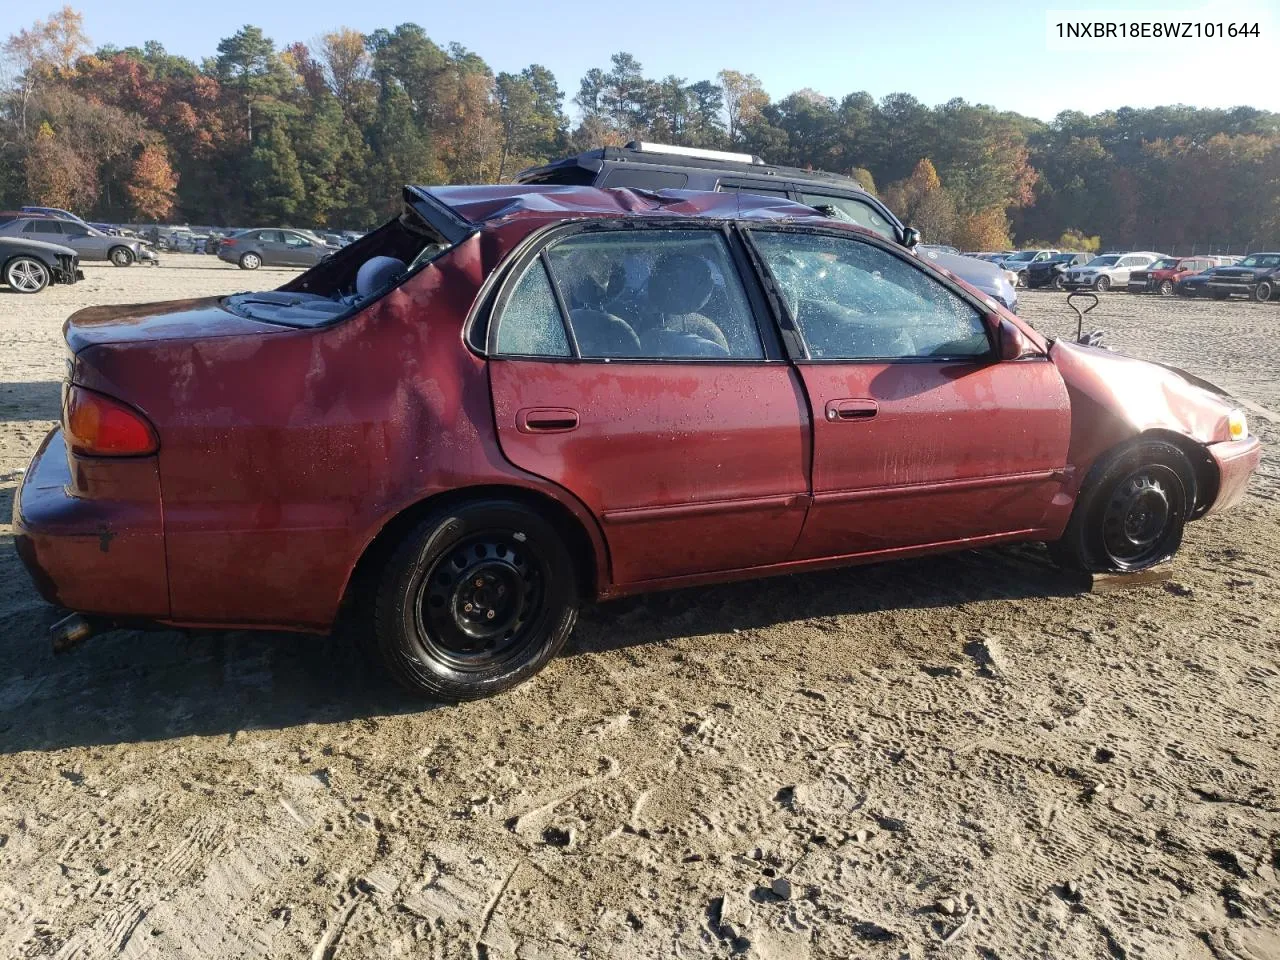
top-left (3, 7), bottom-right (1278, 252)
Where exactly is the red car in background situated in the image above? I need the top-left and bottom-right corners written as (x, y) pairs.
top-left (1128, 255), bottom-right (1233, 295)
top-left (14, 186), bottom-right (1262, 700)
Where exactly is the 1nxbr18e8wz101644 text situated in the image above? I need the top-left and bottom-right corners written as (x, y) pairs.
top-left (1055, 21), bottom-right (1261, 39)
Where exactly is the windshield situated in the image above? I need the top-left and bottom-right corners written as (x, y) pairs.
top-left (1004, 251), bottom-right (1037, 263)
top-left (1151, 259), bottom-right (1177, 270)
top-left (1051, 253), bottom-right (1077, 262)
top-left (1240, 254), bottom-right (1280, 268)
top-left (1086, 255), bottom-right (1119, 267)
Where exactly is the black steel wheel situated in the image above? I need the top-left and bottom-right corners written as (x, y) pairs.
top-left (372, 499), bottom-right (579, 700)
top-left (1049, 439), bottom-right (1193, 573)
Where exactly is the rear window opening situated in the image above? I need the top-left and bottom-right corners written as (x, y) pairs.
top-left (221, 196), bottom-right (459, 328)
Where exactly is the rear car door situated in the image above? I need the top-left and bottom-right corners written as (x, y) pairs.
top-left (746, 227), bottom-right (1072, 560)
top-left (486, 223), bottom-right (811, 585)
top-left (256, 230), bottom-right (285, 265)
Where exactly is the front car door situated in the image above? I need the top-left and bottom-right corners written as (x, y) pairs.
top-left (745, 226), bottom-right (1072, 560)
top-left (486, 223), bottom-right (811, 586)
top-left (281, 231), bottom-right (319, 266)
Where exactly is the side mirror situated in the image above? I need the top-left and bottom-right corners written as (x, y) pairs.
top-left (901, 226), bottom-right (921, 248)
top-left (996, 318), bottom-right (1036, 361)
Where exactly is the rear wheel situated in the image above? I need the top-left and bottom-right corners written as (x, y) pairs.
top-left (1094, 275), bottom-right (1111, 292)
top-left (239, 252), bottom-right (261, 270)
top-left (371, 500), bottom-right (579, 700)
top-left (1159, 279), bottom-right (1174, 296)
top-left (4, 256), bottom-right (50, 293)
top-left (1049, 439), bottom-right (1193, 573)
top-left (108, 246), bottom-right (134, 267)
top-left (1254, 281), bottom-right (1273, 303)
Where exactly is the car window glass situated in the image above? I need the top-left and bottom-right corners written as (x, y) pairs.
top-left (495, 260), bottom-right (571, 357)
top-left (799, 193), bottom-right (896, 241)
top-left (602, 169), bottom-right (690, 190)
top-left (283, 233), bottom-right (310, 247)
top-left (26, 220), bottom-right (62, 234)
top-left (258, 230), bottom-right (282, 243)
top-left (752, 231), bottom-right (990, 361)
top-left (543, 230), bottom-right (763, 360)
top-left (718, 183), bottom-right (790, 200)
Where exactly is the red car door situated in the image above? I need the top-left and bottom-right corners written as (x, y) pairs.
top-left (486, 225), bottom-right (810, 585)
top-left (747, 228), bottom-right (1072, 560)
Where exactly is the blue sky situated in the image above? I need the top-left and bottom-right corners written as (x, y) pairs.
top-left (67, 0), bottom-right (1280, 121)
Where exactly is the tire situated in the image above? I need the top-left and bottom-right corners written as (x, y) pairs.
top-left (1159, 279), bottom-right (1174, 296)
top-left (1254, 281), bottom-right (1273, 303)
top-left (1094, 275), bottom-right (1111, 292)
top-left (1049, 439), bottom-right (1193, 574)
top-left (1052, 274), bottom-right (1066, 291)
top-left (1015, 271), bottom-right (1026, 288)
top-left (108, 246), bottom-right (134, 267)
top-left (371, 499), bottom-right (580, 700)
top-left (239, 252), bottom-right (262, 270)
top-left (4, 256), bottom-right (50, 293)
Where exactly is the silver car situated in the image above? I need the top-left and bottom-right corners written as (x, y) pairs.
top-left (0, 217), bottom-right (155, 266)
top-left (1062, 251), bottom-right (1166, 291)
top-left (216, 228), bottom-right (338, 270)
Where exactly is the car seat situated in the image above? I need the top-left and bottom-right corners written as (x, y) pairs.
top-left (643, 253), bottom-right (731, 355)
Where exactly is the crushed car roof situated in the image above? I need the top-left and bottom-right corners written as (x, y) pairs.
top-left (410, 184), bottom-right (835, 228)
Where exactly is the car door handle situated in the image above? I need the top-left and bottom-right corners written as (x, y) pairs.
top-left (517, 407), bottom-right (580, 433)
top-left (826, 399), bottom-right (879, 422)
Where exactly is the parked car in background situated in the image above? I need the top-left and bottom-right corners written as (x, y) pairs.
top-left (1128, 256), bottom-right (1230, 295)
top-left (918, 244), bottom-right (959, 256)
top-left (21, 205), bottom-right (88, 226)
top-left (13, 184), bottom-right (1261, 700)
top-left (88, 222), bottom-right (124, 236)
top-left (999, 249), bottom-right (1060, 285)
top-left (216, 228), bottom-right (338, 269)
top-left (517, 141), bottom-right (1020, 312)
top-left (1203, 252), bottom-right (1280, 301)
top-left (0, 217), bottom-right (156, 266)
top-left (1026, 252), bottom-right (1092, 289)
top-left (0, 235), bottom-right (82, 293)
top-left (1062, 252), bottom-right (1165, 291)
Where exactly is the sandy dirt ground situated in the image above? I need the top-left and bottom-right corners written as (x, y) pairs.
top-left (1, 254), bottom-right (1278, 959)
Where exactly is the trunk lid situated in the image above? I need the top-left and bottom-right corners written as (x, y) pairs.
top-left (63, 296), bottom-right (292, 355)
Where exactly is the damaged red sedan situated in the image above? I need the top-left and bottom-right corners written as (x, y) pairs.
top-left (14, 186), bottom-right (1262, 700)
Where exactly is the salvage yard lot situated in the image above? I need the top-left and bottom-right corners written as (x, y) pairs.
top-left (1, 255), bottom-right (1278, 959)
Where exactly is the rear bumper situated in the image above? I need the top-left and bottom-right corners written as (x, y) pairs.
top-left (13, 428), bottom-right (170, 618)
top-left (1204, 436), bottom-right (1262, 516)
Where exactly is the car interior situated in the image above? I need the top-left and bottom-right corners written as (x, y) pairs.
top-left (220, 203), bottom-right (451, 327)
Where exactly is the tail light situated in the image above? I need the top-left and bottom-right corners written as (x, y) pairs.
top-left (64, 385), bottom-right (158, 456)
top-left (220, 238), bottom-right (236, 247)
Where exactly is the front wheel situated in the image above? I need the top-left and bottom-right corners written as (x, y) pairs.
top-left (4, 256), bottom-right (50, 293)
top-left (1094, 275), bottom-right (1111, 292)
top-left (371, 500), bottom-right (579, 700)
top-left (108, 246), bottom-right (134, 267)
top-left (1049, 439), bottom-right (1193, 573)
top-left (239, 252), bottom-right (261, 270)
top-left (1159, 279), bottom-right (1174, 296)
top-left (1052, 275), bottom-right (1066, 291)
top-left (1254, 281), bottom-right (1273, 303)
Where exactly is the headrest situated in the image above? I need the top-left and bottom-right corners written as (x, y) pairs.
top-left (356, 256), bottom-right (407, 298)
top-left (648, 253), bottom-right (715, 316)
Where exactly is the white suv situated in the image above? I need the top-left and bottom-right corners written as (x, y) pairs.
top-left (1062, 251), bottom-right (1167, 291)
